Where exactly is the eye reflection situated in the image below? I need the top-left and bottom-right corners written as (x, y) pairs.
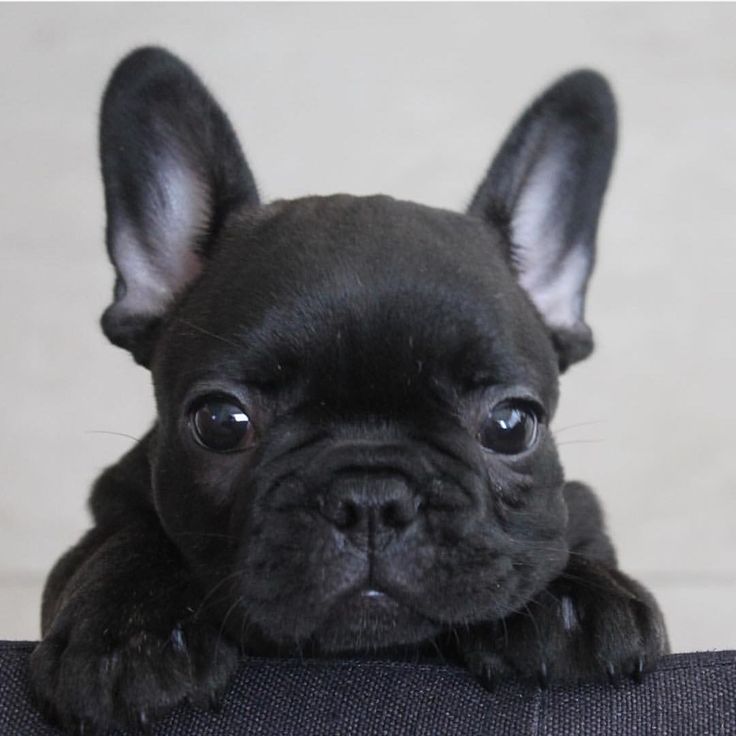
top-left (191, 398), bottom-right (255, 452)
top-left (478, 400), bottom-right (539, 455)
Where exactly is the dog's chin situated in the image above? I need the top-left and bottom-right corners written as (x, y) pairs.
top-left (308, 589), bottom-right (442, 654)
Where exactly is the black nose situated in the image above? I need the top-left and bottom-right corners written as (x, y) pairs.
top-left (319, 472), bottom-right (420, 539)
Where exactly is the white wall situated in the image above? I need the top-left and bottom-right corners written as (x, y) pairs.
top-left (1, 2), bottom-right (735, 650)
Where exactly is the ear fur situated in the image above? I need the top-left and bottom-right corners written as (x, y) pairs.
top-left (99, 46), bottom-right (259, 366)
top-left (468, 70), bottom-right (617, 371)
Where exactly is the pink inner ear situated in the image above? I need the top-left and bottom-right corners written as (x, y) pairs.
top-left (519, 242), bottom-right (589, 331)
top-left (111, 155), bottom-right (211, 320)
top-left (509, 142), bottom-right (590, 331)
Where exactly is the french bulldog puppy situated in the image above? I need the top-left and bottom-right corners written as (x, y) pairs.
top-left (30, 47), bottom-right (668, 734)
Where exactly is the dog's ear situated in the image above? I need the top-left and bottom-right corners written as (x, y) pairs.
top-left (99, 47), bottom-right (259, 366)
top-left (469, 70), bottom-right (617, 371)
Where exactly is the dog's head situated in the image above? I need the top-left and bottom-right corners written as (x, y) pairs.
top-left (99, 48), bottom-right (616, 653)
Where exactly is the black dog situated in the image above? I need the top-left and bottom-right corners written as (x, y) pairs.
top-left (30, 47), bottom-right (668, 734)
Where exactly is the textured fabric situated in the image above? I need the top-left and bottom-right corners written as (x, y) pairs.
top-left (1, 642), bottom-right (734, 735)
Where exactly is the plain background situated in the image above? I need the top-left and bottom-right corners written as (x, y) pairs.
top-left (1, 2), bottom-right (735, 651)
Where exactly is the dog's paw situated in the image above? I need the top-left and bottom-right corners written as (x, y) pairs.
top-left (460, 560), bottom-right (669, 690)
top-left (30, 603), bottom-right (239, 734)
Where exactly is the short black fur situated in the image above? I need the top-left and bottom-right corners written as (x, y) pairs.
top-left (31, 47), bottom-right (668, 734)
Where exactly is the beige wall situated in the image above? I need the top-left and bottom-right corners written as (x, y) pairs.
top-left (1, 2), bottom-right (735, 650)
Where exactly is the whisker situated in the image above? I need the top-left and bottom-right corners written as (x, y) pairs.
top-left (500, 614), bottom-right (509, 650)
top-left (555, 439), bottom-right (605, 447)
top-left (427, 636), bottom-right (446, 665)
top-left (175, 317), bottom-right (242, 349)
top-left (85, 430), bottom-right (142, 443)
top-left (522, 602), bottom-right (544, 660)
top-left (216, 595), bottom-right (245, 667)
top-left (239, 608), bottom-right (256, 650)
top-left (195, 569), bottom-right (248, 617)
top-left (554, 571), bottom-right (626, 596)
top-left (450, 626), bottom-right (462, 652)
top-left (551, 420), bottom-right (605, 435)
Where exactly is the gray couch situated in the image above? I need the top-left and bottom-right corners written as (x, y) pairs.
top-left (2, 642), bottom-right (734, 735)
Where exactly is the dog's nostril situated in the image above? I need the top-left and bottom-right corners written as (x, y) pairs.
top-left (333, 499), bottom-right (361, 530)
top-left (381, 498), bottom-right (419, 529)
top-left (319, 474), bottom-right (421, 535)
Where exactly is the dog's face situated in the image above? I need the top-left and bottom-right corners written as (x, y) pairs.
top-left (151, 196), bottom-right (567, 651)
top-left (99, 49), bottom-right (616, 653)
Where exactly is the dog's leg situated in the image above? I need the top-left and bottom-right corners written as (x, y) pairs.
top-left (30, 442), bottom-right (239, 734)
top-left (30, 521), bottom-right (239, 734)
top-left (457, 482), bottom-right (669, 688)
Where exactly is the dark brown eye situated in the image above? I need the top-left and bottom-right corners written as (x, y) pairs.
top-left (191, 398), bottom-right (255, 452)
top-left (479, 400), bottom-right (539, 455)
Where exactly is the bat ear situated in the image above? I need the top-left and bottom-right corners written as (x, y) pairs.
top-left (99, 47), bottom-right (259, 366)
top-left (469, 70), bottom-right (617, 371)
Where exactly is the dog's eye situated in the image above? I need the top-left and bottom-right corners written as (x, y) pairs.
top-left (191, 398), bottom-right (255, 452)
top-left (478, 400), bottom-right (539, 455)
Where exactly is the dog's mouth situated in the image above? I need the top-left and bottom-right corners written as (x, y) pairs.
top-left (328, 585), bottom-right (403, 619)
top-left (308, 584), bottom-right (442, 653)
top-left (360, 589), bottom-right (388, 600)
top-left (342, 586), bottom-right (400, 611)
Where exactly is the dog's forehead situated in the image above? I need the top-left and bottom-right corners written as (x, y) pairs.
top-left (163, 194), bottom-right (558, 399)
top-left (221, 193), bottom-right (506, 285)
top-left (212, 194), bottom-right (521, 314)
